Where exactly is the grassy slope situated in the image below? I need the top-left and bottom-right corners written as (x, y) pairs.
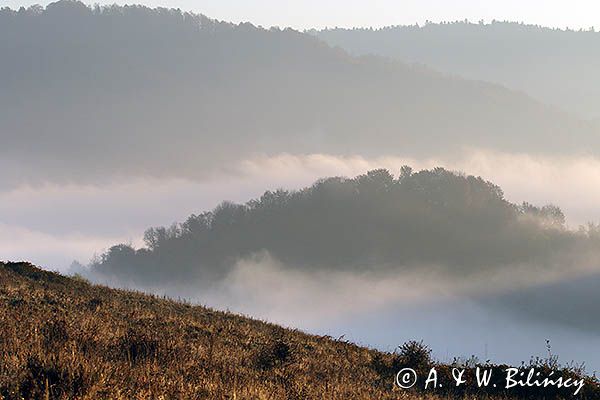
top-left (0, 262), bottom-right (597, 399)
top-left (0, 262), bottom-right (416, 399)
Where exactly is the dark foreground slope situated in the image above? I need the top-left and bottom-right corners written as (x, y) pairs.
top-left (0, 262), bottom-right (598, 399)
top-left (0, 262), bottom-right (396, 399)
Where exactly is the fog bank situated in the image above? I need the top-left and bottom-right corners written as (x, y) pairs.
top-left (5, 150), bottom-right (600, 271)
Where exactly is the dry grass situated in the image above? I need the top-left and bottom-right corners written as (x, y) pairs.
top-left (0, 262), bottom-right (596, 399)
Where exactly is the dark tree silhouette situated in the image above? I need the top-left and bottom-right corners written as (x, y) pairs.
top-left (90, 168), bottom-right (598, 286)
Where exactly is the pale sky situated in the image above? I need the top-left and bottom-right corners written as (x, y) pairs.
top-left (2, 0), bottom-right (599, 30)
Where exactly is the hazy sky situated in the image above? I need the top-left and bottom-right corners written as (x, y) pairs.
top-left (3, 0), bottom-right (600, 30)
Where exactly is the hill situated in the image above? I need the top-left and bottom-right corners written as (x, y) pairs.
top-left (1, 261), bottom-right (598, 399)
top-left (87, 167), bottom-right (600, 338)
top-left (0, 262), bottom-right (397, 399)
top-left (1, 2), bottom-right (598, 188)
top-left (89, 167), bottom-right (598, 286)
top-left (313, 22), bottom-right (600, 120)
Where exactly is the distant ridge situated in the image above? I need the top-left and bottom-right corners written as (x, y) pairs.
top-left (1, 1), bottom-right (597, 188)
top-left (314, 21), bottom-right (600, 119)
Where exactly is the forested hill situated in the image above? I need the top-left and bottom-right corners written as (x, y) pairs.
top-left (313, 22), bottom-right (600, 119)
top-left (90, 168), bottom-right (600, 286)
top-left (1, 1), bottom-right (597, 188)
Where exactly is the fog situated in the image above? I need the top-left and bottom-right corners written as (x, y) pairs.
top-left (4, 148), bottom-right (600, 375)
top-left (2, 1), bottom-right (599, 379)
top-left (1, 2), bottom-right (599, 191)
top-left (4, 150), bottom-right (600, 271)
top-left (71, 165), bottom-right (600, 374)
top-left (87, 250), bottom-right (600, 374)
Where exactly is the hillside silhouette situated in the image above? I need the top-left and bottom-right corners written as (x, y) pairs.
top-left (1, 1), bottom-right (598, 188)
top-left (315, 22), bottom-right (600, 119)
top-left (1, 261), bottom-right (597, 399)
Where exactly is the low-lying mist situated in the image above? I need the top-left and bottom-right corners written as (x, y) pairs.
top-left (66, 166), bottom-right (600, 373)
top-left (5, 150), bottom-right (600, 269)
top-left (2, 0), bottom-right (599, 381)
top-left (86, 250), bottom-right (600, 373)
top-left (4, 150), bottom-right (599, 373)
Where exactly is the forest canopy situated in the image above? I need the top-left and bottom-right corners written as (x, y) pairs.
top-left (90, 168), bottom-right (596, 286)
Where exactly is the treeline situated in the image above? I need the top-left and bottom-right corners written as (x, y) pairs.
top-left (90, 168), bottom-right (598, 285)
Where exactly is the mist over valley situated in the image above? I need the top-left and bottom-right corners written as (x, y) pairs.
top-left (1, 1), bottom-right (600, 391)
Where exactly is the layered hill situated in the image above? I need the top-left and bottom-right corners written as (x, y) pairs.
top-left (1, 2), bottom-right (598, 188)
top-left (1, 262), bottom-right (598, 399)
top-left (314, 22), bottom-right (600, 120)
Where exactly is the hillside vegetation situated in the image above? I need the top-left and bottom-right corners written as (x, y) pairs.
top-left (1, 1), bottom-right (597, 188)
top-left (1, 262), bottom-right (598, 399)
top-left (91, 168), bottom-right (600, 285)
top-left (0, 262), bottom-right (398, 399)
